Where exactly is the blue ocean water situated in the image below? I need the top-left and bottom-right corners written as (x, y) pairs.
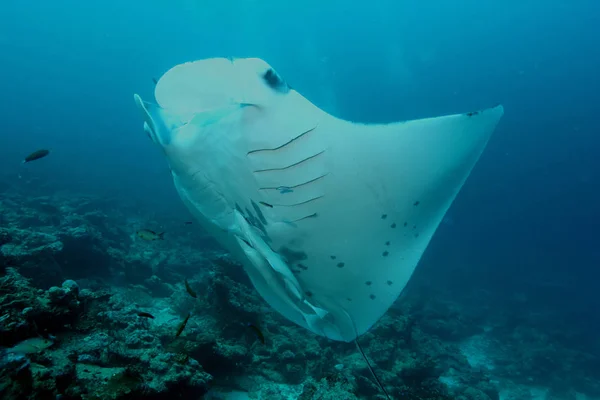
top-left (1, 1), bottom-right (599, 399)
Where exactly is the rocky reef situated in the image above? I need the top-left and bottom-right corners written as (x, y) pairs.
top-left (1, 190), bottom-right (599, 400)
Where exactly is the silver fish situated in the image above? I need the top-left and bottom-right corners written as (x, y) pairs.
top-left (7, 337), bottom-right (53, 354)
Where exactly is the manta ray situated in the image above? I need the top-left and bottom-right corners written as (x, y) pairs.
top-left (133, 57), bottom-right (504, 344)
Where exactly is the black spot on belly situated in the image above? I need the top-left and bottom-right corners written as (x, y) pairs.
top-left (365, 281), bottom-right (372, 286)
top-left (413, 201), bottom-right (420, 206)
top-left (385, 241), bottom-right (390, 246)
top-left (369, 294), bottom-right (376, 300)
top-left (330, 255), bottom-right (337, 260)
top-left (279, 247), bottom-right (308, 263)
top-left (413, 225), bottom-right (417, 229)
top-left (337, 262), bottom-right (345, 268)
top-left (305, 290), bottom-right (312, 297)
top-left (382, 251), bottom-right (389, 257)
top-left (414, 233), bottom-right (420, 238)
top-left (403, 222), bottom-right (408, 227)
top-left (381, 214), bottom-right (387, 219)
top-left (387, 280), bottom-right (393, 285)
top-left (391, 223), bottom-right (397, 228)
top-left (347, 298), bottom-right (352, 302)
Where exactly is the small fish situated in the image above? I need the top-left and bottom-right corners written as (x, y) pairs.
top-left (175, 312), bottom-right (191, 337)
top-left (184, 279), bottom-right (197, 298)
top-left (136, 229), bottom-right (164, 241)
top-left (23, 149), bottom-right (50, 164)
top-left (184, 221), bottom-right (193, 225)
top-left (6, 337), bottom-right (53, 354)
top-left (137, 312), bottom-right (155, 319)
top-left (247, 323), bottom-right (265, 344)
top-left (277, 186), bottom-right (293, 194)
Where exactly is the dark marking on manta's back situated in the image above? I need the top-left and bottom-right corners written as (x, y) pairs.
top-left (466, 111), bottom-right (480, 117)
top-left (262, 68), bottom-right (290, 94)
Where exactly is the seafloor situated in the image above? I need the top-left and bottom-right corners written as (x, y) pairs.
top-left (0, 187), bottom-right (598, 400)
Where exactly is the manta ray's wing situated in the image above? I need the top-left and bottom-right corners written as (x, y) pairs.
top-left (240, 102), bottom-right (504, 342)
top-left (133, 58), bottom-right (504, 342)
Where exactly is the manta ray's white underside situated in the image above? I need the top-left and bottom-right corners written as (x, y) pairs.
top-left (133, 57), bottom-right (504, 342)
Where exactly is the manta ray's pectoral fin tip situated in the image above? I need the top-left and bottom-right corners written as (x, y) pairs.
top-left (487, 103), bottom-right (504, 118)
top-left (464, 103), bottom-right (504, 118)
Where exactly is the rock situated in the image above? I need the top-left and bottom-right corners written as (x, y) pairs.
top-left (48, 286), bottom-right (65, 303)
top-left (61, 280), bottom-right (79, 296)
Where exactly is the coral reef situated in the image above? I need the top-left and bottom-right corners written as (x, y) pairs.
top-left (1, 190), bottom-right (598, 399)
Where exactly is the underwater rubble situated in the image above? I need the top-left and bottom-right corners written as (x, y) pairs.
top-left (1, 190), bottom-right (599, 400)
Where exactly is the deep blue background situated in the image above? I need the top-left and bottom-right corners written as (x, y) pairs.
top-left (1, 1), bottom-right (598, 321)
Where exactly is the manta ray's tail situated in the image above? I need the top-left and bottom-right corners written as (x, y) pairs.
top-left (354, 339), bottom-right (392, 400)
